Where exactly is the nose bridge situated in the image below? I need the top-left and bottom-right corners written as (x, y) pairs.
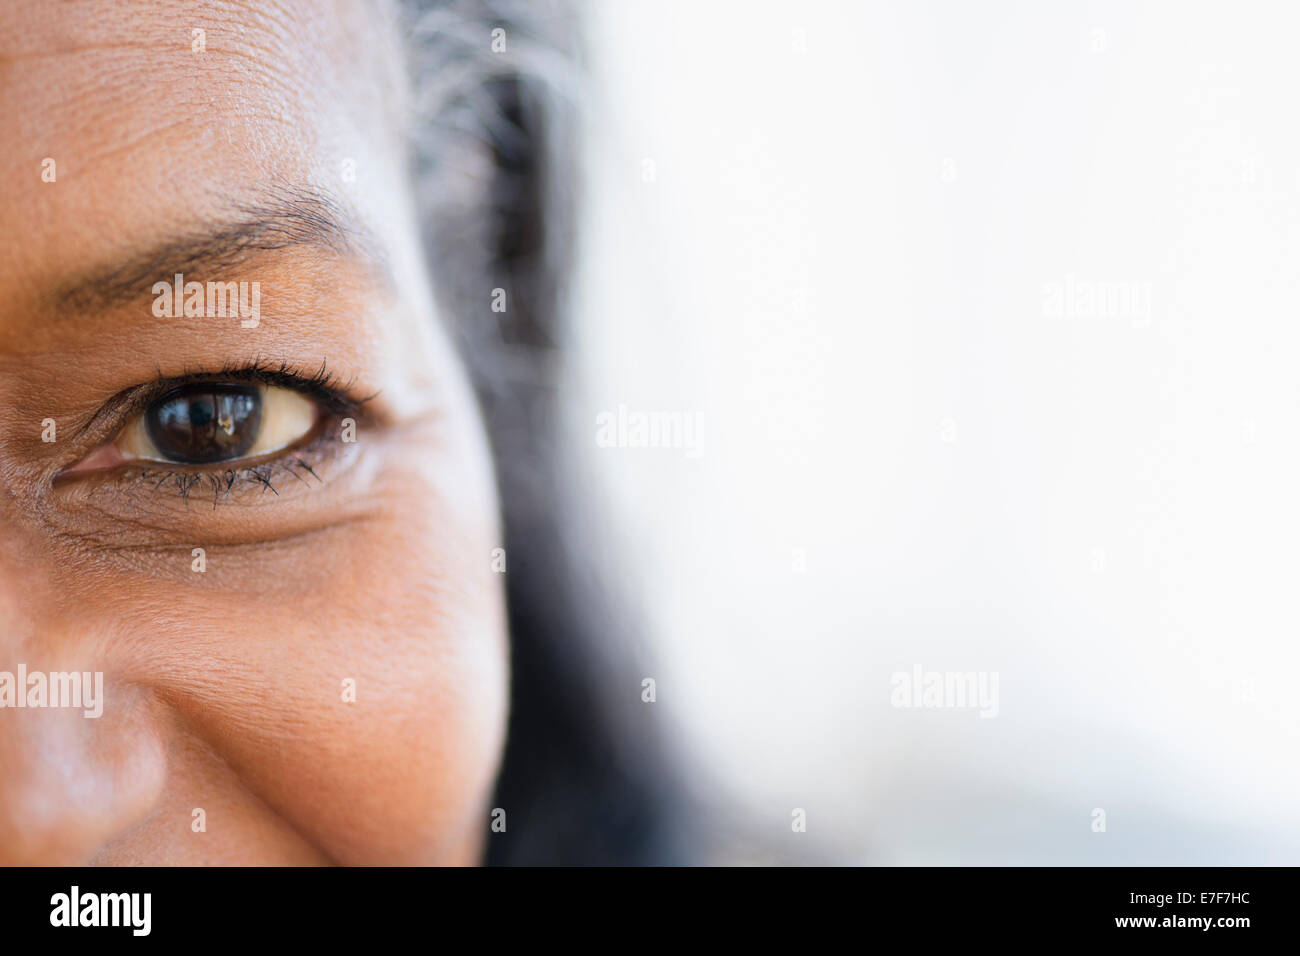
top-left (0, 541), bottom-right (167, 863)
top-left (0, 521), bottom-right (46, 658)
top-left (0, 559), bottom-right (26, 659)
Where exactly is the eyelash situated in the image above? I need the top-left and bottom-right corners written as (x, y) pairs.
top-left (124, 435), bottom-right (334, 505)
top-left (97, 357), bottom-right (369, 504)
top-left (135, 356), bottom-right (366, 416)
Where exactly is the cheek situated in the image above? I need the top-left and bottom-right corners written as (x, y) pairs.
top-left (219, 521), bottom-right (509, 865)
top-left (102, 433), bottom-right (508, 864)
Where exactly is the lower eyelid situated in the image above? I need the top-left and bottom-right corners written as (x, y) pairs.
top-left (137, 417), bottom-right (342, 483)
top-left (55, 423), bottom-right (346, 499)
top-left (54, 410), bottom-right (349, 495)
top-left (41, 428), bottom-right (378, 553)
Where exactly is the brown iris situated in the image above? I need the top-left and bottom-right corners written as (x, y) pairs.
top-left (144, 384), bottom-right (263, 464)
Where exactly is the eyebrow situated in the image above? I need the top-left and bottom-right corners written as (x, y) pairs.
top-left (52, 185), bottom-right (390, 316)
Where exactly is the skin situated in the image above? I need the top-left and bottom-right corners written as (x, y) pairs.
top-left (0, 1), bottom-right (509, 864)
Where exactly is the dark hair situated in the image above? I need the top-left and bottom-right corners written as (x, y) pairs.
top-left (401, 0), bottom-right (690, 864)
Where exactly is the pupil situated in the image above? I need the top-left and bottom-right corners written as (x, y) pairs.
top-left (145, 384), bottom-right (263, 464)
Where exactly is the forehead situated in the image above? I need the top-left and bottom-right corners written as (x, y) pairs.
top-left (0, 0), bottom-right (402, 296)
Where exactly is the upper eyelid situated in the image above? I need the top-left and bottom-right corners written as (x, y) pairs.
top-left (138, 359), bottom-right (372, 413)
top-left (117, 361), bottom-right (372, 433)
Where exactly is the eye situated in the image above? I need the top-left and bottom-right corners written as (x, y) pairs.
top-left (117, 383), bottom-right (318, 466)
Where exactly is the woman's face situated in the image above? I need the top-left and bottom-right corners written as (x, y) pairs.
top-left (0, 1), bottom-right (508, 863)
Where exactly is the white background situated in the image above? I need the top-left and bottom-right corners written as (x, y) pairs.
top-left (571, 0), bottom-right (1300, 863)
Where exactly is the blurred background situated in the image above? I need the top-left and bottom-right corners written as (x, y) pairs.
top-left (566, 0), bottom-right (1300, 863)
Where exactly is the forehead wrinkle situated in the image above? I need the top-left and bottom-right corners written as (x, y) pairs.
top-left (50, 182), bottom-right (392, 318)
